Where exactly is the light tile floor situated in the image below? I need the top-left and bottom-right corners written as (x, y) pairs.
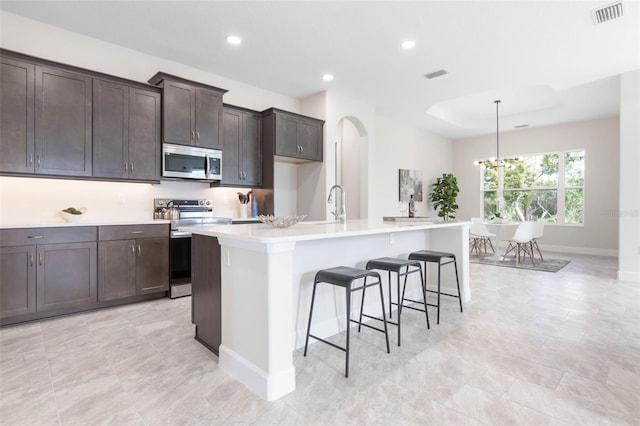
top-left (1, 253), bottom-right (639, 425)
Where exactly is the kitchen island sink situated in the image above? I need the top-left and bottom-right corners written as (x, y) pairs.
top-left (182, 219), bottom-right (470, 401)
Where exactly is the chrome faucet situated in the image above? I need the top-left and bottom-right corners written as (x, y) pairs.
top-left (328, 184), bottom-right (346, 222)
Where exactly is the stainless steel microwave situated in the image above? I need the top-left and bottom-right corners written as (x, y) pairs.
top-left (162, 143), bottom-right (222, 181)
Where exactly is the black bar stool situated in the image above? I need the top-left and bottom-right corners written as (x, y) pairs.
top-left (365, 257), bottom-right (430, 346)
top-left (408, 250), bottom-right (463, 324)
top-left (304, 266), bottom-right (390, 377)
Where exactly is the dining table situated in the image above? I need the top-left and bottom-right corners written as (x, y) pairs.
top-left (484, 220), bottom-right (520, 256)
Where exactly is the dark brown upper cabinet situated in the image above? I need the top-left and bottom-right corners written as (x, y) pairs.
top-left (93, 79), bottom-right (161, 182)
top-left (220, 105), bottom-right (262, 187)
top-left (148, 72), bottom-right (227, 149)
top-left (0, 57), bottom-right (35, 174)
top-left (262, 108), bottom-right (324, 162)
top-left (35, 65), bottom-right (93, 176)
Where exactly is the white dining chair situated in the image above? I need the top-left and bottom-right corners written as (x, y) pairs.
top-left (469, 218), bottom-right (496, 256)
top-left (532, 219), bottom-right (545, 261)
top-left (502, 221), bottom-right (535, 266)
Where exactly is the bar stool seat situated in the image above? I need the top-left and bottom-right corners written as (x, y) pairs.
top-left (304, 266), bottom-right (390, 377)
top-left (408, 250), bottom-right (463, 324)
top-left (365, 257), bottom-right (429, 346)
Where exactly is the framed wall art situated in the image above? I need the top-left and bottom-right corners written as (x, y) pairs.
top-left (398, 169), bottom-right (423, 202)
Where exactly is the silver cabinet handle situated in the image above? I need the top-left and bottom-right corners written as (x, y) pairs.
top-left (300, 146), bottom-right (303, 154)
top-left (130, 162), bottom-right (134, 172)
top-left (28, 154), bottom-right (33, 166)
top-left (130, 231), bottom-right (143, 234)
top-left (38, 253), bottom-right (43, 266)
top-left (131, 244), bottom-right (135, 254)
top-left (124, 162), bottom-right (128, 172)
top-left (191, 131), bottom-right (195, 140)
top-left (196, 131), bottom-right (200, 140)
top-left (205, 154), bottom-right (210, 179)
top-left (243, 171), bottom-right (246, 180)
top-left (36, 154), bottom-right (41, 167)
top-left (137, 244), bottom-right (141, 256)
top-left (27, 235), bottom-right (44, 239)
top-left (29, 252), bottom-right (34, 267)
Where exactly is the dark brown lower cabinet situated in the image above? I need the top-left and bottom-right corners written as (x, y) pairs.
top-left (36, 242), bottom-right (97, 311)
top-left (191, 234), bottom-right (221, 354)
top-left (98, 224), bottom-right (169, 302)
top-left (0, 245), bottom-right (36, 318)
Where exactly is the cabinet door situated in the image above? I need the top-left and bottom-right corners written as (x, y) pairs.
top-left (298, 118), bottom-right (323, 161)
top-left (195, 87), bottom-right (223, 149)
top-left (136, 237), bottom-right (169, 295)
top-left (191, 234), bottom-right (221, 354)
top-left (36, 242), bottom-right (97, 312)
top-left (35, 66), bottom-right (92, 176)
top-left (163, 80), bottom-right (195, 145)
top-left (129, 88), bottom-right (161, 181)
top-left (0, 57), bottom-right (35, 173)
top-left (98, 240), bottom-right (136, 301)
top-left (93, 79), bottom-right (128, 179)
top-left (0, 246), bottom-right (36, 318)
top-left (241, 112), bottom-right (262, 186)
top-left (222, 109), bottom-right (242, 185)
top-left (274, 114), bottom-right (300, 157)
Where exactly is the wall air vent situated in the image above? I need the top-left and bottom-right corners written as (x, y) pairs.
top-left (592, 1), bottom-right (624, 24)
top-left (425, 69), bottom-right (448, 79)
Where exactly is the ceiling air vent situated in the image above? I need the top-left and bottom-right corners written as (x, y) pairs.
top-left (592, 1), bottom-right (624, 24)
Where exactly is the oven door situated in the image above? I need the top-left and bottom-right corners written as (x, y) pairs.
top-left (162, 143), bottom-right (221, 181)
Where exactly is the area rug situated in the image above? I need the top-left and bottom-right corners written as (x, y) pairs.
top-left (470, 255), bottom-right (571, 272)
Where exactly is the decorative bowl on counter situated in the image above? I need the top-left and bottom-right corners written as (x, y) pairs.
top-left (60, 207), bottom-right (87, 223)
top-left (258, 214), bottom-right (306, 228)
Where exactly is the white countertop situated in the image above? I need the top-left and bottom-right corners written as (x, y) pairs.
top-left (181, 219), bottom-right (469, 244)
top-left (0, 219), bottom-right (170, 229)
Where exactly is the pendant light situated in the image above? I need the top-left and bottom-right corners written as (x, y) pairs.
top-left (474, 100), bottom-right (520, 168)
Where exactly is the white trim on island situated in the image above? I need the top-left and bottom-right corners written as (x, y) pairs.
top-left (182, 219), bottom-right (470, 401)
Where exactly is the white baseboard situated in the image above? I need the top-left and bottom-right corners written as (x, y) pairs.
top-left (618, 270), bottom-right (640, 283)
top-left (538, 243), bottom-right (618, 257)
top-left (219, 344), bottom-right (296, 401)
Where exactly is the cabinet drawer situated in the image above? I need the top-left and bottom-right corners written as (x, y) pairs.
top-left (99, 224), bottom-right (168, 241)
top-left (0, 227), bottom-right (97, 247)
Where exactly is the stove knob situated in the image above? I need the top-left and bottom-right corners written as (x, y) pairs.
top-left (204, 200), bottom-right (212, 207)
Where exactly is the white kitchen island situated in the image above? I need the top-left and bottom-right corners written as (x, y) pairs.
top-left (182, 219), bottom-right (470, 401)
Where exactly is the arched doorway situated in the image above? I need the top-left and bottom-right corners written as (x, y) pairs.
top-left (335, 116), bottom-right (369, 219)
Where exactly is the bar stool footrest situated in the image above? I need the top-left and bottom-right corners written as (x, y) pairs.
top-left (307, 334), bottom-right (346, 352)
top-left (360, 313), bottom-right (399, 327)
top-left (425, 289), bottom-right (461, 299)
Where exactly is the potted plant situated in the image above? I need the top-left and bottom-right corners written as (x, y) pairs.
top-left (429, 173), bottom-right (460, 221)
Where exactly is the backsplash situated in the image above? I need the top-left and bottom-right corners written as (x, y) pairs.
top-left (0, 176), bottom-right (251, 226)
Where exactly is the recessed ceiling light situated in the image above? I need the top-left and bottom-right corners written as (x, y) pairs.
top-left (226, 35), bottom-right (242, 45)
top-left (322, 74), bottom-right (334, 81)
top-left (401, 40), bottom-right (416, 49)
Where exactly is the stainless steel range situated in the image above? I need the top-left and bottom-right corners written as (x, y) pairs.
top-left (154, 198), bottom-right (231, 298)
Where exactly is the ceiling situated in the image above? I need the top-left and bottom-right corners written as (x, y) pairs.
top-left (1, 1), bottom-right (638, 139)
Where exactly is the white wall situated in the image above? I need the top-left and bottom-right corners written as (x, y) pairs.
top-left (0, 11), bottom-right (302, 224)
top-left (374, 115), bottom-right (454, 220)
top-left (618, 70), bottom-right (640, 282)
top-left (453, 117), bottom-right (620, 255)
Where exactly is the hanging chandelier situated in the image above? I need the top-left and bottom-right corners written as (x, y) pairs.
top-left (474, 100), bottom-right (520, 168)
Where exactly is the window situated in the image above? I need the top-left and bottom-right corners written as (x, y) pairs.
top-left (482, 150), bottom-right (584, 224)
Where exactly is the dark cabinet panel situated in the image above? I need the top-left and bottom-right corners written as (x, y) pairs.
top-left (136, 237), bottom-right (169, 295)
top-left (148, 72), bottom-right (226, 149)
top-left (93, 81), bottom-right (160, 182)
top-left (263, 108), bottom-right (324, 162)
top-left (191, 234), bottom-right (221, 354)
top-left (163, 80), bottom-right (195, 145)
top-left (129, 88), bottom-right (161, 181)
top-left (97, 225), bottom-right (169, 300)
top-left (93, 79), bottom-right (128, 179)
top-left (35, 66), bottom-right (92, 176)
top-left (36, 242), bottom-right (97, 312)
top-left (0, 57), bottom-right (35, 173)
top-left (221, 106), bottom-right (262, 186)
top-left (0, 246), bottom-right (36, 318)
top-left (98, 240), bottom-right (136, 301)
top-left (195, 88), bottom-right (223, 149)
